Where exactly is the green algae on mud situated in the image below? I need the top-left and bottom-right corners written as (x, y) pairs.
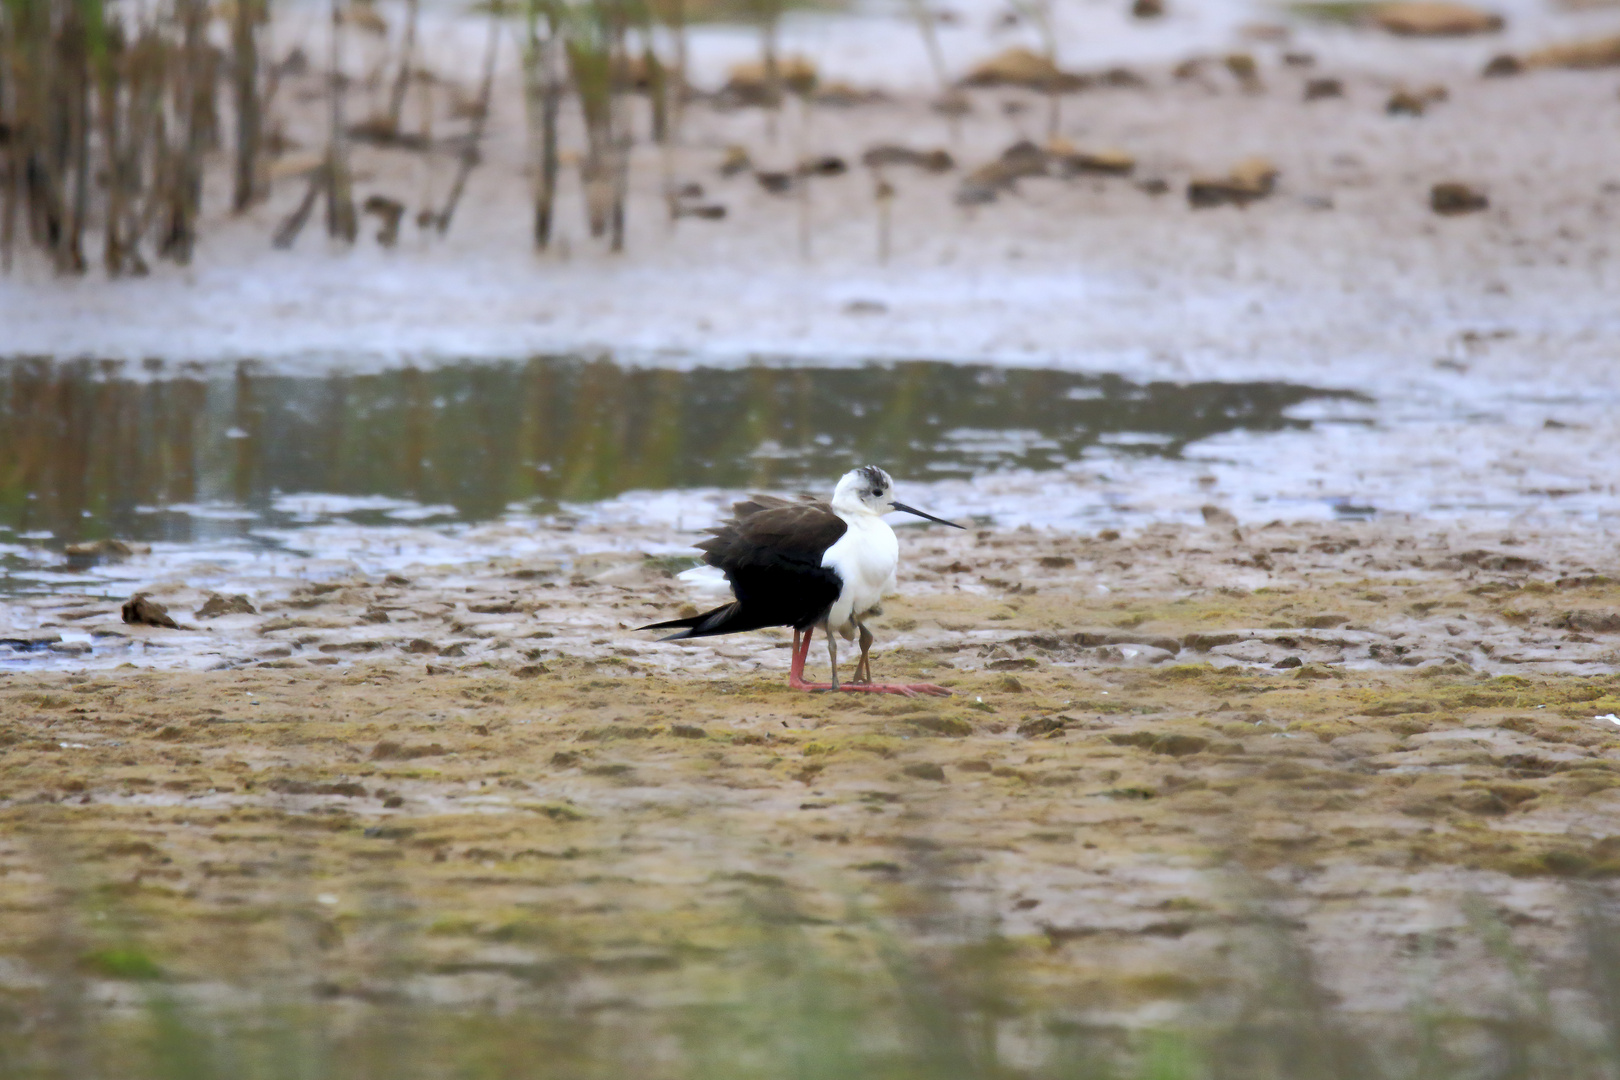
top-left (7, 664), bottom-right (1620, 1077)
top-left (5, 658), bottom-right (1620, 992)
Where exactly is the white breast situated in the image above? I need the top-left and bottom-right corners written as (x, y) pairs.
top-left (820, 514), bottom-right (899, 631)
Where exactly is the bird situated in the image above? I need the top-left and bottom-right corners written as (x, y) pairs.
top-left (639, 466), bottom-right (964, 697)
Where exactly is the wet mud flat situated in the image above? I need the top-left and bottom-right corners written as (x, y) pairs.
top-left (3, 517), bottom-right (1620, 1035)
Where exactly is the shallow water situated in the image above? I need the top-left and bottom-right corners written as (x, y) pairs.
top-left (0, 355), bottom-right (1351, 588)
top-left (3, 348), bottom-right (1616, 617)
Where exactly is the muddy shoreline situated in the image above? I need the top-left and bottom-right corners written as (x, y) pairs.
top-left (3, 518), bottom-right (1619, 1024)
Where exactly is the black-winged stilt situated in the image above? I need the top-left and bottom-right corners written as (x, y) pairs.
top-left (640, 466), bottom-right (964, 697)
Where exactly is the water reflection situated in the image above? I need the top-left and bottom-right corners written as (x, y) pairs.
top-left (0, 355), bottom-right (1355, 547)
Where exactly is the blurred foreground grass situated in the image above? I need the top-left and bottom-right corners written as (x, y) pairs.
top-left (5, 857), bottom-right (1620, 1080)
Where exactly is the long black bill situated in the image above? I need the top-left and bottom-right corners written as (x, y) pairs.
top-left (890, 501), bottom-right (966, 529)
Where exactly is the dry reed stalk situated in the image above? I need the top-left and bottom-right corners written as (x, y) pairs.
top-left (383, 0), bottom-right (417, 132)
top-left (794, 83), bottom-right (811, 260)
top-left (901, 0), bottom-right (957, 142)
top-left (118, 20), bottom-right (165, 275)
top-left (566, 12), bottom-right (614, 240)
top-left (86, 0), bottom-right (129, 273)
top-left (1006, 0), bottom-right (1059, 136)
top-left (522, 0), bottom-right (561, 248)
top-left (432, 8), bottom-right (498, 234)
top-left (661, 0), bottom-right (686, 141)
top-left (231, 0), bottom-right (264, 212)
top-left (607, 12), bottom-right (628, 251)
top-left (61, 2), bottom-right (90, 273)
top-left (753, 0), bottom-right (782, 141)
top-left (875, 175), bottom-right (892, 264)
top-left (414, 68), bottom-right (434, 229)
top-left (324, 0), bottom-right (356, 241)
top-left (272, 162), bottom-right (325, 247)
top-left (0, 4), bottom-right (15, 271)
top-left (16, 0), bottom-right (68, 265)
top-left (157, 0), bottom-right (210, 264)
top-left (642, 42), bottom-right (665, 144)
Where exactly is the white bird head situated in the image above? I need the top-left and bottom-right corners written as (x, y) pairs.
top-left (831, 465), bottom-right (964, 527)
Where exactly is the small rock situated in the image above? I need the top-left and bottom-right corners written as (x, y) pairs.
top-left (121, 594), bottom-right (180, 629)
top-left (1274, 656), bottom-right (1304, 669)
top-left (721, 56), bottom-right (817, 105)
top-left (797, 155), bottom-right (847, 177)
top-left (1017, 717), bottom-right (1065, 738)
top-left (1132, 0), bottom-right (1164, 17)
top-left (1188, 158), bottom-right (1277, 208)
top-left (1097, 644), bottom-right (1175, 665)
top-left (1556, 610), bottom-right (1620, 633)
top-left (671, 724), bottom-right (707, 738)
top-left (1224, 52), bottom-right (1261, 89)
top-left (861, 145), bottom-right (955, 172)
top-left (1431, 182), bottom-right (1488, 215)
top-left (815, 82), bottom-right (887, 107)
top-left (361, 194), bottom-right (405, 247)
top-left (196, 593), bottom-right (257, 619)
top-left (1386, 85), bottom-right (1446, 115)
top-left (1184, 632), bottom-right (1244, 651)
top-left (1525, 34), bottom-right (1620, 71)
top-left (1373, 2), bottom-right (1503, 37)
top-left (719, 145), bottom-right (751, 177)
top-left (64, 538), bottom-right (146, 569)
top-left (955, 139), bottom-right (1052, 205)
top-left (910, 715), bottom-right (974, 737)
top-left (1098, 66), bottom-right (1147, 89)
top-left (960, 47), bottom-right (1088, 92)
top-left (1482, 53), bottom-right (1522, 77)
top-left (406, 639), bottom-right (439, 654)
top-left (1152, 733), bottom-right (1209, 757)
top-left (370, 741), bottom-right (447, 761)
top-left (1, 631), bottom-right (62, 650)
top-left (48, 641), bottom-right (92, 655)
top-left (675, 203), bottom-right (727, 221)
top-left (900, 762), bottom-right (947, 782)
top-left (1053, 146), bottom-right (1136, 176)
top-left (755, 170), bottom-right (794, 194)
top-left (1304, 77), bottom-right (1343, 100)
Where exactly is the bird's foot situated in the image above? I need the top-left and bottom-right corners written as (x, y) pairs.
top-left (788, 674), bottom-right (837, 693)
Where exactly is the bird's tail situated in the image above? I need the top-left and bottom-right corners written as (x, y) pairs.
top-left (638, 602), bottom-right (777, 640)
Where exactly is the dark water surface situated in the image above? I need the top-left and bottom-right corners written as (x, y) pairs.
top-left (0, 355), bottom-right (1358, 552)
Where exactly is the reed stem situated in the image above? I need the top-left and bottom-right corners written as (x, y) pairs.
top-left (232, 0), bottom-right (263, 213)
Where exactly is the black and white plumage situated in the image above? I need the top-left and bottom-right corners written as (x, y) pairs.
top-left (640, 466), bottom-right (964, 696)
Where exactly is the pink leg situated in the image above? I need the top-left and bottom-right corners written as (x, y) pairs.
top-left (786, 625), bottom-right (949, 697)
top-left (787, 626), bottom-right (835, 692)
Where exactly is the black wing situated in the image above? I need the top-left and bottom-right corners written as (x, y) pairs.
top-left (640, 497), bottom-right (847, 639)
